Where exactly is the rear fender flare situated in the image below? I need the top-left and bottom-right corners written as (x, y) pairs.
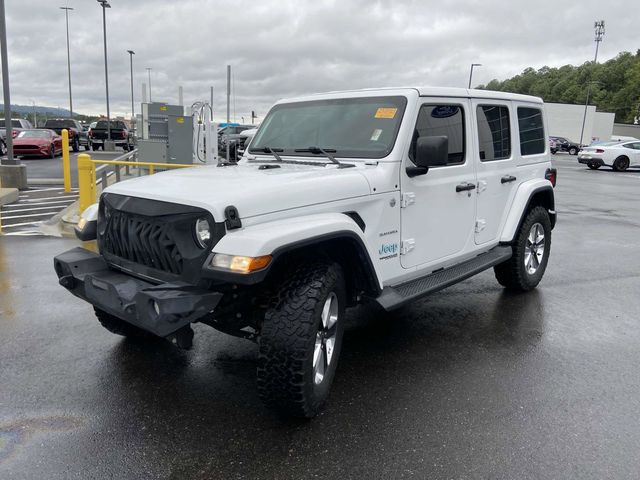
top-left (500, 180), bottom-right (555, 243)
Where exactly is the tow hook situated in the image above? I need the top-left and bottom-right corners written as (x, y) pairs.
top-left (167, 325), bottom-right (194, 350)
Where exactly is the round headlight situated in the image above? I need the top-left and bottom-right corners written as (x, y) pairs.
top-left (195, 218), bottom-right (211, 248)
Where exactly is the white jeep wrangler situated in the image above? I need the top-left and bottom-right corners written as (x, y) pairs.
top-left (55, 87), bottom-right (557, 417)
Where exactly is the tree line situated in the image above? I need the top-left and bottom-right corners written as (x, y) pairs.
top-left (478, 50), bottom-right (640, 124)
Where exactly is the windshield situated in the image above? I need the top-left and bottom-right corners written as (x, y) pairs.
top-left (18, 130), bottom-right (51, 138)
top-left (96, 120), bottom-right (126, 129)
top-left (45, 120), bottom-right (75, 128)
top-left (250, 96), bottom-right (407, 159)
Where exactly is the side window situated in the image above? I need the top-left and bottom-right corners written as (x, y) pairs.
top-left (476, 105), bottom-right (511, 161)
top-left (517, 107), bottom-right (545, 155)
top-left (409, 104), bottom-right (465, 165)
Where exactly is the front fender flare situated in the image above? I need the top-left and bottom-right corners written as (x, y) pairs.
top-left (204, 213), bottom-right (382, 290)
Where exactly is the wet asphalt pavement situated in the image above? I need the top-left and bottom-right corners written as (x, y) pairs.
top-left (1, 155), bottom-right (640, 479)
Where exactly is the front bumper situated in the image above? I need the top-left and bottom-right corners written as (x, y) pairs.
top-left (54, 247), bottom-right (223, 337)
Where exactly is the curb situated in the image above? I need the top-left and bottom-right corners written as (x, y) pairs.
top-left (0, 187), bottom-right (19, 206)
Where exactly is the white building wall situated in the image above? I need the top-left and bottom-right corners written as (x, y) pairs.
top-left (545, 103), bottom-right (597, 143)
top-left (592, 112), bottom-right (615, 142)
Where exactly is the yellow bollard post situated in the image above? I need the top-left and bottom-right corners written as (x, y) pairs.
top-left (148, 165), bottom-right (155, 175)
top-left (61, 129), bottom-right (71, 192)
top-left (77, 154), bottom-right (96, 214)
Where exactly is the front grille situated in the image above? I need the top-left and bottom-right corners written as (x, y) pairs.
top-left (98, 193), bottom-right (223, 280)
top-left (104, 210), bottom-right (184, 274)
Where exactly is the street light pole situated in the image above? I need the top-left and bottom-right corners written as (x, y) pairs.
top-left (146, 67), bottom-right (152, 102)
top-left (60, 6), bottom-right (74, 118)
top-left (127, 50), bottom-right (135, 121)
top-left (97, 0), bottom-right (111, 141)
top-left (0, 0), bottom-right (15, 164)
top-left (579, 20), bottom-right (605, 146)
top-left (468, 63), bottom-right (482, 89)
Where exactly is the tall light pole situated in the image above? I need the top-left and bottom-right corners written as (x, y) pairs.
top-left (60, 6), bottom-right (73, 118)
top-left (468, 63), bottom-right (482, 89)
top-left (579, 20), bottom-right (605, 146)
top-left (146, 67), bottom-right (152, 102)
top-left (97, 0), bottom-right (111, 141)
top-left (127, 50), bottom-right (135, 121)
top-left (0, 0), bottom-right (16, 164)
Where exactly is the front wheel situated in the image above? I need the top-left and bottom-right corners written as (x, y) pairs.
top-left (612, 156), bottom-right (630, 172)
top-left (0, 139), bottom-right (6, 156)
top-left (494, 206), bottom-right (551, 292)
top-left (257, 261), bottom-right (346, 418)
top-left (587, 162), bottom-right (600, 170)
top-left (49, 145), bottom-right (55, 159)
top-left (72, 138), bottom-right (79, 152)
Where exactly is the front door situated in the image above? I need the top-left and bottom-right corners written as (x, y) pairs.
top-left (400, 100), bottom-right (477, 270)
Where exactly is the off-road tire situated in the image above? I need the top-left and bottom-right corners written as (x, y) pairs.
top-left (257, 261), bottom-right (346, 418)
top-left (568, 146), bottom-right (578, 155)
top-left (587, 162), bottom-right (600, 170)
top-left (94, 307), bottom-right (156, 339)
top-left (612, 156), bottom-right (630, 172)
top-left (494, 206), bottom-right (551, 292)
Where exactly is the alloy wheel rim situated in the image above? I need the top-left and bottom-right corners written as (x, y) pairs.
top-left (524, 222), bottom-right (545, 275)
top-left (313, 292), bottom-right (339, 385)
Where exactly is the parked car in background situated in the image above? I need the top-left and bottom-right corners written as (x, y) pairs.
top-left (549, 137), bottom-right (558, 154)
top-left (13, 129), bottom-right (62, 158)
top-left (549, 136), bottom-right (582, 155)
top-left (236, 127), bottom-right (258, 157)
top-left (0, 118), bottom-right (34, 155)
top-left (89, 120), bottom-right (132, 151)
top-left (578, 140), bottom-right (640, 171)
top-left (218, 124), bottom-right (256, 160)
top-left (43, 119), bottom-right (84, 152)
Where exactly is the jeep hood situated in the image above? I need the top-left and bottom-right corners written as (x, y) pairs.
top-left (104, 162), bottom-right (372, 220)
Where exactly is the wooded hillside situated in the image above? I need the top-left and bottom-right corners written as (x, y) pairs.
top-left (478, 50), bottom-right (640, 124)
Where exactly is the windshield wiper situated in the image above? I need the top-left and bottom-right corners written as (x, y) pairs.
top-left (294, 146), bottom-right (354, 168)
top-left (252, 146), bottom-right (284, 162)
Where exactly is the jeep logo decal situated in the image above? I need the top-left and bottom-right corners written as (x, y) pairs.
top-left (379, 243), bottom-right (398, 255)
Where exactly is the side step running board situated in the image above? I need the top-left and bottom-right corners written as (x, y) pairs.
top-left (376, 245), bottom-right (512, 311)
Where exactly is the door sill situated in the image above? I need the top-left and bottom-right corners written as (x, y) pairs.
top-left (375, 245), bottom-right (512, 310)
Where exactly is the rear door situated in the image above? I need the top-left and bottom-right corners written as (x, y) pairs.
top-left (473, 101), bottom-right (518, 244)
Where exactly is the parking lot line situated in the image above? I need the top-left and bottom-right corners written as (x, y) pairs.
top-left (3, 199), bottom-right (76, 208)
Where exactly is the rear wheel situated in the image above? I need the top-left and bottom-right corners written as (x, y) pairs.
top-left (569, 146), bottom-right (578, 155)
top-left (94, 307), bottom-right (156, 339)
top-left (612, 156), bottom-right (630, 172)
top-left (257, 261), bottom-right (346, 418)
top-left (494, 206), bottom-right (551, 292)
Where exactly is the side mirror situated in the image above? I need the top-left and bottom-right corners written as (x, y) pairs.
top-left (407, 136), bottom-right (448, 177)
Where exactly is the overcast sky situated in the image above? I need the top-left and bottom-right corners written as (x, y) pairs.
top-left (2, 0), bottom-right (637, 121)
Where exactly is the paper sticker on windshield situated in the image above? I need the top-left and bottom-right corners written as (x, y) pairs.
top-left (371, 129), bottom-right (382, 141)
top-left (375, 107), bottom-right (397, 119)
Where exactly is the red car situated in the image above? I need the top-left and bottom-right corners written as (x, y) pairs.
top-left (13, 129), bottom-right (63, 158)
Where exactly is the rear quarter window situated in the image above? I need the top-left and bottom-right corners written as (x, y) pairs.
top-left (517, 107), bottom-right (545, 156)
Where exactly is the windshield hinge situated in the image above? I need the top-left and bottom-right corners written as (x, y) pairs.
top-left (400, 192), bottom-right (415, 208)
top-left (400, 239), bottom-right (415, 255)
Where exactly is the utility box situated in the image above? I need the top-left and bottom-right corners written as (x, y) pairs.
top-left (139, 102), bottom-right (193, 164)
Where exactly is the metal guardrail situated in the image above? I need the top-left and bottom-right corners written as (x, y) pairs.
top-left (77, 152), bottom-right (196, 213)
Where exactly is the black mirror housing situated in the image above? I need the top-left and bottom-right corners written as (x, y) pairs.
top-left (414, 135), bottom-right (448, 168)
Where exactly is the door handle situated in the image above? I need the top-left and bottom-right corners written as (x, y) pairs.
top-left (501, 175), bottom-right (517, 184)
top-left (456, 182), bottom-right (476, 192)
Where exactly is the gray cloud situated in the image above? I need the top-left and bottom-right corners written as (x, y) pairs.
top-left (3, 0), bottom-right (636, 121)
